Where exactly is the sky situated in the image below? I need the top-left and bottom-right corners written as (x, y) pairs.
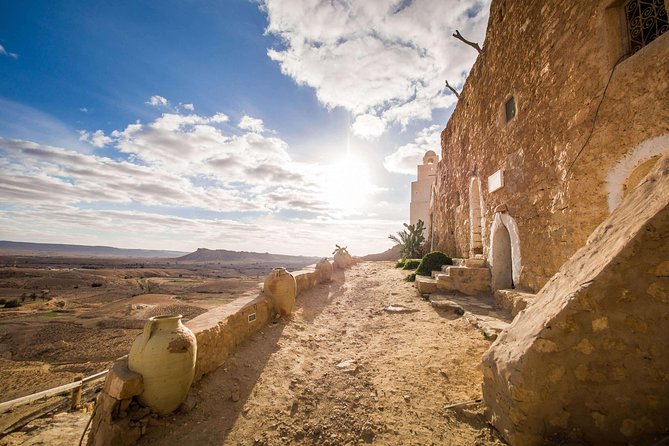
top-left (0, 0), bottom-right (490, 257)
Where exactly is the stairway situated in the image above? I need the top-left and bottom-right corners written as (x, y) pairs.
top-left (415, 256), bottom-right (492, 295)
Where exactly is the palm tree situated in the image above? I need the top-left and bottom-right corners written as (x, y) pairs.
top-left (388, 220), bottom-right (426, 259)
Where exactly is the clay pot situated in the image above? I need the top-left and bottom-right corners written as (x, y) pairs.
top-left (128, 315), bottom-right (196, 414)
top-left (263, 268), bottom-right (296, 316)
top-left (316, 258), bottom-right (333, 282)
top-left (333, 251), bottom-right (352, 269)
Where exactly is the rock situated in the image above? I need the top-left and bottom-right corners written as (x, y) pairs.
top-left (429, 299), bottom-right (464, 314)
top-left (335, 359), bottom-right (358, 373)
top-left (179, 393), bottom-right (197, 413)
top-left (103, 358), bottom-right (143, 400)
top-left (384, 304), bottom-right (418, 314)
top-left (231, 385), bottom-right (241, 402)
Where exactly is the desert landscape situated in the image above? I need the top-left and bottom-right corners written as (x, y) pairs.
top-left (0, 243), bottom-right (319, 425)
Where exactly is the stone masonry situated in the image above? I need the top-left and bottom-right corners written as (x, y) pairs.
top-left (431, 0), bottom-right (669, 292)
top-left (482, 155), bottom-right (669, 445)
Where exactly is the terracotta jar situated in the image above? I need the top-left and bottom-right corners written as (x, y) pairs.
top-left (316, 258), bottom-right (333, 282)
top-left (333, 251), bottom-right (352, 269)
top-left (128, 315), bottom-right (197, 414)
top-left (263, 268), bottom-right (296, 316)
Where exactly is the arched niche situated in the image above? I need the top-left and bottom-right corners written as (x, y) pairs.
top-left (605, 135), bottom-right (668, 212)
top-left (469, 177), bottom-right (484, 256)
top-left (489, 211), bottom-right (522, 290)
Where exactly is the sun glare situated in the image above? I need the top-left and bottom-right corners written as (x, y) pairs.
top-left (324, 155), bottom-right (372, 213)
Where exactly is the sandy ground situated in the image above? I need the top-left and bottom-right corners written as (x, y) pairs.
top-left (137, 261), bottom-right (505, 446)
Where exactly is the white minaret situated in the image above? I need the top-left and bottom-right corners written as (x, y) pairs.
top-left (410, 150), bottom-right (438, 233)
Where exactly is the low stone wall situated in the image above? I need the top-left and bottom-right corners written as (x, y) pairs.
top-left (87, 260), bottom-right (333, 446)
top-left (482, 156), bottom-right (669, 445)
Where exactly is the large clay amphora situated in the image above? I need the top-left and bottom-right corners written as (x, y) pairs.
top-left (128, 315), bottom-right (196, 414)
top-left (316, 258), bottom-right (333, 282)
top-left (333, 251), bottom-right (351, 269)
top-left (263, 268), bottom-right (296, 316)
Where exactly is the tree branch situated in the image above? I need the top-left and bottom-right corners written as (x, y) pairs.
top-left (444, 80), bottom-right (460, 99)
top-left (452, 30), bottom-right (482, 53)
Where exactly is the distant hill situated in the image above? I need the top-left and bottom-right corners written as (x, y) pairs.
top-left (0, 241), bottom-right (187, 258)
top-left (177, 248), bottom-right (320, 264)
top-left (361, 245), bottom-right (402, 261)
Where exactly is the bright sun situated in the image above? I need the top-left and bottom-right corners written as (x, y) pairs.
top-left (324, 155), bottom-right (372, 213)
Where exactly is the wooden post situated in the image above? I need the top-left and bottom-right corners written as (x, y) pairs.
top-left (70, 384), bottom-right (82, 410)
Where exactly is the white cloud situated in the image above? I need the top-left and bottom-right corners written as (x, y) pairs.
top-left (210, 112), bottom-right (229, 123)
top-left (182, 103), bottom-right (195, 111)
top-left (261, 0), bottom-right (490, 135)
top-left (146, 95), bottom-right (170, 107)
top-left (351, 114), bottom-right (387, 140)
top-left (383, 124), bottom-right (441, 174)
top-left (238, 115), bottom-right (265, 133)
top-left (78, 129), bottom-right (112, 148)
top-left (0, 44), bottom-right (18, 59)
top-left (79, 107), bottom-right (88, 113)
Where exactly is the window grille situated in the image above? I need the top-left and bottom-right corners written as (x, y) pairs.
top-left (624, 0), bottom-right (668, 54)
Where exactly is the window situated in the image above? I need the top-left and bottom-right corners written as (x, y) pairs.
top-left (504, 96), bottom-right (516, 122)
top-left (624, 0), bottom-right (668, 54)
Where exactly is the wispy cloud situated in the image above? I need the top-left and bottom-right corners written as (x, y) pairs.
top-left (0, 97), bottom-right (402, 255)
top-left (261, 0), bottom-right (490, 138)
top-left (78, 129), bottom-right (112, 148)
top-left (0, 44), bottom-right (19, 59)
top-left (384, 124), bottom-right (441, 174)
top-left (146, 95), bottom-right (170, 107)
top-left (238, 115), bottom-right (265, 133)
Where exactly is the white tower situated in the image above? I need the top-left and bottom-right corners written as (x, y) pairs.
top-left (410, 150), bottom-right (438, 233)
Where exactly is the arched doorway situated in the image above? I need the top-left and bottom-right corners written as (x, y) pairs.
top-left (469, 178), bottom-right (484, 256)
top-left (491, 223), bottom-right (513, 290)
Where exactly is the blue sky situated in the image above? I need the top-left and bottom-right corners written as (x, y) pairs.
top-left (0, 0), bottom-right (490, 256)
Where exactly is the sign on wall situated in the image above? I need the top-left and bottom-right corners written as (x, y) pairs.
top-left (488, 170), bottom-right (504, 193)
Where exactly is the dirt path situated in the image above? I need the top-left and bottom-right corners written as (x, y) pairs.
top-left (139, 261), bottom-right (505, 446)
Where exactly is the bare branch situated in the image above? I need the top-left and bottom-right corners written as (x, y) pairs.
top-left (452, 30), bottom-right (482, 53)
top-left (444, 80), bottom-right (460, 99)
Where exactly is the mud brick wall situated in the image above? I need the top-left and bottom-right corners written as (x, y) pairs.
top-left (482, 156), bottom-right (669, 445)
top-left (431, 0), bottom-right (669, 291)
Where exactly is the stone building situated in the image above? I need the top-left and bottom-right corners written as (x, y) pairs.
top-left (431, 0), bottom-right (669, 293)
top-left (428, 0), bottom-right (669, 444)
top-left (409, 150), bottom-right (438, 234)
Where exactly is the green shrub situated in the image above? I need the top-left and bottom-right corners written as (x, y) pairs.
top-left (395, 259), bottom-right (406, 269)
top-left (4, 299), bottom-right (21, 308)
top-left (402, 259), bottom-right (420, 270)
top-left (416, 251), bottom-right (452, 276)
top-left (404, 273), bottom-right (416, 282)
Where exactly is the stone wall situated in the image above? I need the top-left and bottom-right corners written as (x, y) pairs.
top-left (481, 156), bottom-right (669, 445)
top-left (87, 262), bottom-right (333, 445)
top-left (431, 0), bottom-right (669, 291)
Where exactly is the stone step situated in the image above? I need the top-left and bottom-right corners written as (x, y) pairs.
top-left (415, 275), bottom-right (437, 294)
top-left (435, 265), bottom-right (491, 296)
top-left (429, 295), bottom-right (509, 340)
top-left (493, 289), bottom-right (537, 317)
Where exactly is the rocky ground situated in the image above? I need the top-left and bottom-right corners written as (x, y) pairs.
top-left (137, 261), bottom-right (506, 446)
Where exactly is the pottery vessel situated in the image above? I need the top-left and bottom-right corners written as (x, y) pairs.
top-left (263, 267), bottom-right (296, 316)
top-left (333, 251), bottom-right (352, 269)
top-left (316, 258), bottom-right (333, 282)
top-left (128, 315), bottom-right (196, 414)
